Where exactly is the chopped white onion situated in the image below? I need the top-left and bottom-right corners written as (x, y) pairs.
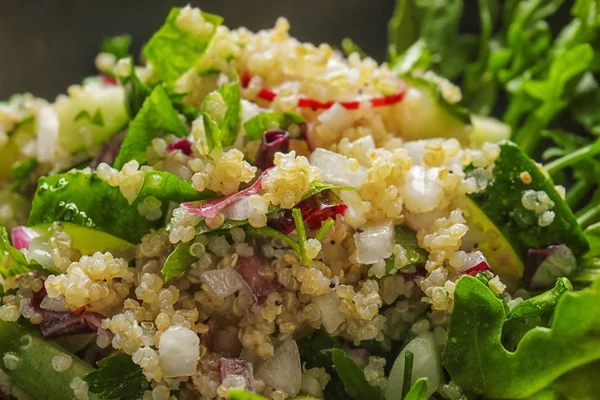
top-left (354, 219), bottom-right (395, 264)
top-left (256, 340), bottom-right (302, 396)
top-left (241, 100), bottom-right (264, 124)
top-left (385, 332), bottom-right (441, 399)
top-left (36, 105), bottom-right (60, 163)
top-left (300, 373), bottom-right (323, 398)
top-left (158, 326), bottom-right (200, 378)
top-left (200, 268), bottom-right (244, 298)
top-left (26, 238), bottom-right (54, 269)
top-left (402, 140), bottom-right (428, 165)
top-left (404, 209), bottom-right (449, 232)
top-left (40, 295), bottom-right (69, 312)
top-left (317, 102), bottom-right (354, 132)
top-left (458, 251), bottom-right (487, 273)
top-left (310, 148), bottom-right (367, 189)
top-left (337, 190), bottom-right (367, 228)
top-left (222, 195), bottom-right (261, 221)
top-left (312, 292), bottom-right (344, 334)
top-left (398, 165), bottom-right (444, 213)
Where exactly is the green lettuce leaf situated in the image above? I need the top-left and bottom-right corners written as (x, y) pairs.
top-left (0, 224), bottom-right (33, 278)
top-left (505, 277), bottom-right (572, 323)
top-left (101, 34), bottom-right (132, 59)
top-left (143, 7), bottom-right (222, 82)
top-left (161, 242), bottom-right (196, 281)
top-left (227, 390), bottom-right (267, 400)
top-left (84, 353), bottom-right (149, 400)
top-left (118, 58), bottom-right (152, 119)
top-left (331, 348), bottom-right (381, 400)
top-left (29, 170), bottom-right (211, 244)
top-left (9, 157), bottom-right (38, 193)
top-left (114, 85), bottom-right (188, 169)
top-left (388, 39), bottom-right (432, 76)
top-left (243, 112), bottom-right (305, 141)
top-left (443, 275), bottom-right (600, 398)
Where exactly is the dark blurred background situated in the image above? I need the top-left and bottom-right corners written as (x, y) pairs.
top-left (0, 0), bottom-right (398, 99)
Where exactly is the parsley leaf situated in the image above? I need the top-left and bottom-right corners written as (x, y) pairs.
top-left (331, 348), bottom-right (381, 400)
top-left (243, 112), bottom-right (305, 141)
top-left (161, 242), bottom-right (196, 282)
top-left (201, 78), bottom-right (242, 151)
top-left (85, 353), bottom-right (150, 400)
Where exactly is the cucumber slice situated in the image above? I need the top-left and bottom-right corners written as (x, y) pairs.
top-left (54, 81), bottom-right (128, 154)
top-left (31, 222), bottom-right (136, 260)
top-left (394, 75), bottom-right (471, 143)
top-left (0, 119), bottom-right (36, 181)
top-left (471, 115), bottom-right (512, 146)
top-left (467, 141), bottom-right (588, 277)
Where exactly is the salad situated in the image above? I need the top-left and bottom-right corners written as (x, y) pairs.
top-left (1, 1), bottom-right (599, 399)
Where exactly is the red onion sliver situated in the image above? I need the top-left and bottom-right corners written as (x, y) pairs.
top-left (11, 226), bottom-right (39, 250)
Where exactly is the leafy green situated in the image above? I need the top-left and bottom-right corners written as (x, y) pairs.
top-left (202, 78), bottom-right (242, 151)
top-left (161, 242), bottom-right (196, 281)
top-left (468, 142), bottom-right (589, 271)
top-left (389, 39), bottom-right (432, 76)
top-left (29, 170), bottom-right (210, 244)
top-left (9, 157), bottom-right (38, 193)
top-left (388, 0), bottom-right (466, 79)
top-left (101, 34), bottom-right (132, 59)
top-left (443, 275), bottom-right (600, 398)
top-left (114, 85), bottom-right (188, 169)
top-left (118, 58), bottom-right (152, 119)
top-left (292, 208), bottom-right (309, 265)
top-left (243, 112), bottom-right (305, 141)
top-left (584, 222), bottom-right (600, 257)
top-left (341, 38), bottom-right (367, 58)
top-left (227, 390), bottom-right (267, 400)
top-left (331, 349), bottom-right (381, 400)
top-left (404, 378), bottom-right (429, 400)
top-left (385, 225), bottom-right (428, 274)
top-left (74, 109), bottom-right (104, 127)
top-left (143, 7), bottom-right (223, 82)
top-left (505, 277), bottom-right (572, 322)
top-left (84, 353), bottom-right (150, 400)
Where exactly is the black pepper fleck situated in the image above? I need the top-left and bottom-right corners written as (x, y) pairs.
top-left (274, 300), bottom-right (282, 306)
top-left (330, 240), bottom-right (336, 245)
top-left (329, 282), bottom-right (336, 288)
top-left (356, 228), bottom-right (364, 233)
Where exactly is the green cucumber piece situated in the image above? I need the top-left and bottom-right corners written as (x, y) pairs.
top-left (0, 321), bottom-right (96, 400)
top-left (31, 223), bottom-right (136, 260)
top-left (468, 141), bottom-right (588, 277)
top-left (394, 75), bottom-right (471, 143)
top-left (54, 82), bottom-right (128, 154)
top-left (470, 115), bottom-right (512, 146)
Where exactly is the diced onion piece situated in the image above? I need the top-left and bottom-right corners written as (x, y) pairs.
top-left (40, 295), bottom-right (69, 312)
top-left (337, 190), bottom-right (367, 228)
top-left (218, 358), bottom-right (255, 392)
top-left (354, 219), bottom-right (395, 264)
top-left (458, 251), bottom-right (490, 275)
top-left (256, 340), bottom-right (302, 396)
top-left (300, 373), bottom-right (323, 398)
top-left (310, 148), bottom-right (366, 189)
top-left (11, 226), bottom-right (39, 250)
top-left (222, 195), bottom-right (261, 221)
top-left (398, 165), bottom-right (444, 213)
top-left (312, 292), bottom-right (344, 334)
top-left (404, 209), bottom-right (449, 232)
top-left (159, 326), bottom-right (200, 378)
top-left (317, 102), bottom-right (354, 132)
top-left (200, 268), bottom-right (245, 298)
top-left (385, 332), bottom-right (441, 399)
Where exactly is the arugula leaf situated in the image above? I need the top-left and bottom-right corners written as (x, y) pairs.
top-left (74, 109), bottom-right (104, 127)
top-left (9, 157), bottom-right (38, 193)
top-left (118, 58), bottom-right (152, 119)
top-left (331, 348), bottom-right (381, 400)
top-left (84, 353), bottom-right (150, 400)
top-left (101, 34), bottom-right (132, 59)
top-left (29, 170), bottom-right (210, 244)
top-left (341, 38), bottom-right (367, 58)
top-left (513, 44), bottom-right (594, 154)
top-left (143, 7), bottom-right (223, 82)
top-left (443, 275), bottom-right (600, 398)
top-left (243, 112), bottom-right (305, 141)
top-left (404, 378), bottom-right (429, 400)
top-left (114, 85), bottom-right (188, 169)
top-left (161, 242), bottom-right (196, 281)
top-left (506, 277), bottom-right (572, 322)
top-left (388, 0), bottom-right (466, 79)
